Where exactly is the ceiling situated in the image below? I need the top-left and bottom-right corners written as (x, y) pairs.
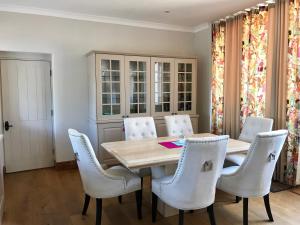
top-left (0, 0), bottom-right (264, 32)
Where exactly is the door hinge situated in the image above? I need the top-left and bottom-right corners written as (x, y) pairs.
top-left (51, 109), bottom-right (54, 116)
top-left (50, 69), bottom-right (52, 76)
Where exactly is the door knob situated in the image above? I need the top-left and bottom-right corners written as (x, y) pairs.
top-left (4, 121), bottom-right (13, 131)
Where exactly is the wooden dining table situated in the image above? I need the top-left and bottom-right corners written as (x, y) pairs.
top-left (101, 133), bottom-right (251, 170)
top-left (101, 133), bottom-right (251, 217)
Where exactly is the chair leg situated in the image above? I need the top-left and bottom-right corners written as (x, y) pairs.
top-left (243, 198), bottom-right (248, 225)
top-left (135, 190), bottom-right (142, 220)
top-left (96, 198), bottom-right (102, 225)
top-left (207, 204), bottom-right (216, 225)
top-left (82, 194), bottom-right (90, 215)
top-left (118, 196), bottom-right (122, 204)
top-left (236, 196), bottom-right (241, 203)
top-left (179, 210), bottom-right (184, 225)
top-left (152, 193), bottom-right (158, 223)
top-left (263, 194), bottom-right (274, 222)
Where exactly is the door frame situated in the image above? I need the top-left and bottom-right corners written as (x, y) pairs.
top-left (0, 52), bottom-right (55, 171)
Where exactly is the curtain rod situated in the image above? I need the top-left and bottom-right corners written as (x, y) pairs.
top-left (213, 0), bottom-right (276, 24)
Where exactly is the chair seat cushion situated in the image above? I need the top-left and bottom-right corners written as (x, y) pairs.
top-left (221, 166), bottom-right (240, 175)
top-left (131, 167), bottom-right (151, 177)
top-left (226, 153), bottom-right (246, 166)
top-left (152, 175), bottom-right (173, 197)
top-left (106, 166), bottom-right (141, 194)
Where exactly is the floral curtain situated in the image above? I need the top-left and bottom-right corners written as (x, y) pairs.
top-left (240, 7), bottom-right (269, 123)
top-left (286, 0), bottom-right (300, 185)
top-left (211, 22), bottom-right (226, 134)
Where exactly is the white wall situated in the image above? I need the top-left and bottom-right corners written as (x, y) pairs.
top-left (194, 26), bottom-right (212, 132)
top-left (0, 12), bottom-right (196, 162)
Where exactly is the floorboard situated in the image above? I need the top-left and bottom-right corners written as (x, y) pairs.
top-left (3, 168), bottom-right (300, 225)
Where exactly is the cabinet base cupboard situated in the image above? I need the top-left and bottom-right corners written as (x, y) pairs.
top-left (87, 51), bottom-right (199, 166)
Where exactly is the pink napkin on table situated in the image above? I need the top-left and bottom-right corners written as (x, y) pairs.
top-left (159, 141), bottom-right (182, 149)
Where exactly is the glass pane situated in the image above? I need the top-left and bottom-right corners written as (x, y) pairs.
top-left (131, 72), bottom-right (138, 82)
top-left (111, 71), bottom-right (120, 81)
top-left (112, 105), bottom-right (120, 114)
top-left (139, 83), bottom-right (146, 92)
top-left (178, 63), bottom-right (185, 72)
top-left (155, 83), bottom-right (160, 93)
top-left (139, 93), bottom-right (145, 103)
top-left (163, 103), bottom-right (170, 112)
top-left (111, 60), bottom-right (120, 70)
top-left (163, 83), bottom-right (170, 92)
top-left (138, 62), bottom-right (146, 71)
top-left (178, 93), bottom-right (185, 101)
top-left (186, 83), bottom-right (192, 92)
top-left (130, 61), bottom-right (137, 71)
top-left (139, 72), bottom-right (146, 82)
top-left (163, 93), bottom-right (170, 102)
top-left (178, 102), bottom-right (185, 111)
top-left (132, 83), bottom-right (138, 92)
top-left (130, 104), bottom-right (138, 113)
top-left (101, 60), bottom-right (110, 70)
top-left (139, 104), bottom-right (146, 113)
top-left (186, 73), bottom-right (192, 82)
top-left (185, 102), bottom-right (192, 111)
top-left (186, 64), bottom-right (192, 72)
top-left (102, 94), bottom-right (111, 104)
top-left (131, 94), bottom-right (138, 103)
top-left (163, 73), bottom-right (170, 82)
top-left (178, 73), bottom-right (185, 82)
top-left (102, 105), bottom-right (111, 115)
top-left (155, 62), bottom-right (162, 73)
top-left (178, 83), bottom-right (184, 92)
top-left (112, 83), bottom-right (120, 92)
top-left (155, 104), bottom-right (162, 112)
top-left (102, 83), bottom-right (111, 92)
top-left (186, 93), bottom-right (192, 101)
top-left (101, 71), bottom-right (110, 81)
top-left (163, 63), bottom-right (170, 72)
top-left (111, 94), bottom-right (120, 104)
top-left (155, 92), bottom-right (161, 104)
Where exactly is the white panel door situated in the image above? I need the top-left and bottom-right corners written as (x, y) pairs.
top-left (1, 60), bottom-right (54, 173)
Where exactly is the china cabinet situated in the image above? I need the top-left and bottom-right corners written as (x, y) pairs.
top-left (88, 52), bottom-right (198, 165)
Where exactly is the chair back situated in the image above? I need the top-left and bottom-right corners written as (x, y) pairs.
top-left (164, 115), bottom-right (194, 137)
top-left (230, 130), bottom-right (288, 197)
top-left (239, 117), bottom-right (273, 143)
top-left (124, 117), bottom-right (157, 140)
top-left (68, 129), bottom-right (123, 197)
top-left (161, 136), bottom-right (228, 209)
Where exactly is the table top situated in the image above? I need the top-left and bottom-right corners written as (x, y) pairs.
top-left (101, 133), bottom-right (251, 169)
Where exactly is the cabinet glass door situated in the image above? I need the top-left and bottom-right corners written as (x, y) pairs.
top-left (125, 56), bottom-right (150, 116)
top-left (175, 59), bottom-right (196, 114)
top-left (151, 58), bottom-right (174, 116)
top-left (97, 54), bottom-right (125, 120)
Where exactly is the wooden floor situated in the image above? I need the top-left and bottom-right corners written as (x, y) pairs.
top-left (2, 168), bottom-right (300, 225)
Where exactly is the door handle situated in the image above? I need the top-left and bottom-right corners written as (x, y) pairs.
top-left (4, 121), bottom-right (13, 131)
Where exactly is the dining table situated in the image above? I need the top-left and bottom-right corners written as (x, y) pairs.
top-left (101, 133), bottom-right (251, 217)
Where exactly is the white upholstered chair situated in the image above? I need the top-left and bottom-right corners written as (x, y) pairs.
top-left (226, 117), bottom-right (273, 166)
top-left (124, 117), bottom-right (157, 178)
top-left (152, 135), bottom-right (229, 225)
top-left (217, 130), bottom-right (288, 225)
top-left (151, 115), bottom-right (194, 179)
top-left (164, 115), bottom-right (194, 137)
top-left (68, 129), bottom-right (142, 225)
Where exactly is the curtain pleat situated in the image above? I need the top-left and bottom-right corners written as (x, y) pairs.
top-left (223, 16), bottom-right (243, 139)
top-left (273, 0), bottom-right (289, 183)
